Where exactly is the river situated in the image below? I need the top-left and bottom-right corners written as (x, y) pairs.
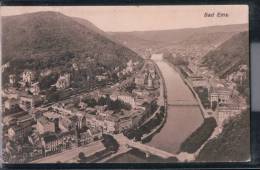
top-left (107, 60), bottom-right (204, 163)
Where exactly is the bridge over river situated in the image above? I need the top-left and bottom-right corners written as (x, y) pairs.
top-left (168, 99), bottom-right (199, 107)
top-left (107, 57), bottom-right (203, 163)
top-left (114, 134), bottom-right (177, 159)
top-left (113, 134), bottom-right (195, 161)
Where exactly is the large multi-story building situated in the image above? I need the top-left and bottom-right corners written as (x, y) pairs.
top-left (37, 116), bottom-right (59, 135)
top-left (210, 87), bottom-right (231, 107)
top-left (8, 114), bottom-right (34, 141)
top-left (19, 94), bottom-right (42, 111)
top-left (40, 131), bottom-right (75, 155)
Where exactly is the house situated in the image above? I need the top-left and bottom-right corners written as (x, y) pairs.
top-left (4, 98), bottom-right (19, 111)
top-left (146, 73), bottom-right (154, 89)
top-left (55, 73), bottom-right (70, 89)
top-left (22, 70), bottom-right (35, 84)
top-left (29, 82), bottom-right (40, 95)
top-left (126, 60), bottom-right (133, 72)
top-left (104, 116), bottom-right (117, 134)
top-left (9, 74), bottom-right (16, 86)
top-left (2, 87), bottom-right (20, 100)
top-left (96, 75), bottom-right (107, 81)
top-left (132, 89), bottom-right (150, 97)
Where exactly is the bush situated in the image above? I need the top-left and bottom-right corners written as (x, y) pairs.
top-left (180, 117), bottom-right (217, 153)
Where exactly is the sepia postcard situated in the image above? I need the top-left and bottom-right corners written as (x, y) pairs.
top-left (1, 5), bottom-right (250, 164)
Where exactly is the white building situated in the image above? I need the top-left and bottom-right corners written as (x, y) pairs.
top-left (29, 82), bottom-right (40, 95)
top-left (217, 103), bottom-right (240, 132)
top-left (9, 74), bottom-right (16, 86)
top-left (117, 95), bottom-right (136, 108)
top-left (56, 73), bottom-right (70, 89)
top-left (210, 87), bottom-right (231, 107)
top-left (22, 70), bottom-right (35, 84)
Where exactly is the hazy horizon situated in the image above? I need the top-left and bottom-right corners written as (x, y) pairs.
top-left (1, 5), bottom-right (248, 32)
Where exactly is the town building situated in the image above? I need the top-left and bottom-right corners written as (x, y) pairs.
top-left (104, 111), bottom-right (133, 134)
top-left (96, 75), bottom-right (108, 81)
top-left (134, 74), bottom-right (145, 87)
top-left (40, 69), bottom-right (52, 77)
top-left (2, 87), bottom-right (20, 100)
top-left (19, 94), bottom-right (42, 111)
top-left (29, 82), bottom-right (40, 95)
top-left (78, 128), bottom-right (93, 146)
top-left (210, 87), bottom-right (231, 107)
top-left (8, 123), bottom-right (33, 141)
top-left (4, 98), bottom-right (19, 111)
top-left (216, 103), bottom-right (241, 132)
top-left (126, 60), bottom-right (133, 72)
top-left (22, 70), bottom-right (35, 84)
top-left (146, 73), bottom-right (154, 89)
top-left (17, 114), bottom-right (34, 128)
top-left (188, 75), bottom-right (210, 89)
top-left (55, 73), bottom-right (70, 89)
top-left (40, 131), bottom-right (75, 156)
top-left (9, 74), bottom-right (16, 86)
top-left (117, 94), bottom-right (135, 108)
top-left (37, 116), bottom-right (59, 135)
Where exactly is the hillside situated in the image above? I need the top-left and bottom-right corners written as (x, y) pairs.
top-left (109, 24), bottom-right (248, 56)
top-left (201, 31), bottom-right (249, 78)
top-left (2, 11), bottom-right (141, 71)
top-left (196, 110), bottom-right (250, 162)
top-left (72, 17), bottom-right (107, 37)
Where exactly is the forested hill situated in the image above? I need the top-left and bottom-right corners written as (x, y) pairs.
top-left (2, 11), bottom-right (142, 70)
top-left (109, 24), bottom-right (248, 56)
top-left (201, 31), bottom-right (249, 78)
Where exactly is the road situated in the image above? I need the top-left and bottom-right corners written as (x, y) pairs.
top-left (31, 141), bottom-right (105, 163)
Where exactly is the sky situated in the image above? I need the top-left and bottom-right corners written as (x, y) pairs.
top-left (1, 5), bottom-right (248, 32)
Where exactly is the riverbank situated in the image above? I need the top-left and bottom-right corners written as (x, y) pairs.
top-left (163, 60), bottom-right (220, 159)
top-left (141, 60), bottom-right (168, 142)
top-left (165, 60), bottom-right (208, 119)
top-left (104, 59), bottom-right (204, 163)
top-left (99, 60), bottom-right (168, 163)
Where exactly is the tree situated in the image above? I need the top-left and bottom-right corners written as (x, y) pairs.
top-left (39, 73), bottom-right (59, 90)
top-left (78, 152), bottom-right (86, 163)
top-left (211, 101), bottom-right (218, 111)
top-left (102, 134), bottom-right (119, 151)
